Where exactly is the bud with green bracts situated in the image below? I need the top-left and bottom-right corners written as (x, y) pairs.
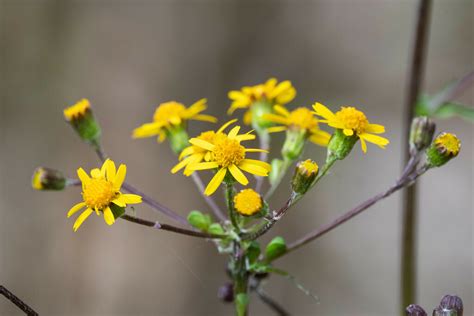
top-left (282, 128), bottom-right (306, 160)
top-left (32, 167), bottom-right (66, 191)
top-left (409, 116), bottom-right (435, 155)
top-left (250, 100), bottom-right (274, 131)
top-left (63, 99), bottom-right (101, 146)
top-left (326, 129), bottom-right (358, 161)
top-left (426, 132), bottom-right (461, 167)
top-left (167, 125), bottom-right (190, 154)
top-left (291, 159), bottom-right (319, 195)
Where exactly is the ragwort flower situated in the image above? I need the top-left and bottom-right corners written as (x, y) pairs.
top-left (313, 102), bottom-right (389, 153)
top-left (186, 125), bottom-right (271, 195)
top-left (234, 189), bottom-right (263, 216)
top-left (67, 159), bottom-right (142, 231)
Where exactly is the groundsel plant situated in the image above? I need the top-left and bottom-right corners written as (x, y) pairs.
top-left (33, 78), bottom-right (461, 316)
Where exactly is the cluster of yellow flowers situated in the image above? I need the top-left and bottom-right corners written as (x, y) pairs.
top-left (50, 78), bottom-right (396, 230)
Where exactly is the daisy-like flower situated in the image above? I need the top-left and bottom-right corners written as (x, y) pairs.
top-left (171, 120), bottom-right (238, 176)
top-left (313, 102), bottom-right (389, 153)
top-left (227, 78), bottom-right (296, 125)
top-left (67, 159), bottom-right (142, 231)
top-left (133, 99), bottom-right (217, 142)
top-left (186, 125), bottom-right (271, 196)
top-left (234, 189), bottom-right (263, 216)
top-left (427, 132), bottom-right (461, 167)
top-left (264, 106), bottom-right (331, 147)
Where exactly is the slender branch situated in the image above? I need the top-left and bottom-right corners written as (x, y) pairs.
top-left (191, 173), bottom-right (226, 221)
top-left (255, 287), bottom-right (290, 316)
top-left (0, 285), bottom-right (38, 316)
top-left (401, 0), bottom-right (432, 309)
top-left (428, 70), bottom-right (474, 110)
top-left (255, 131), bottom-right (270, 193)
top-left (121, 214), bottom-right (225, 239)
top-left (274, 165), bottom-right (429, 262)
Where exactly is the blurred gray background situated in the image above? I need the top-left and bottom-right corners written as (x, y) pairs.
top-left (1, 0), bottom-right (472, 315)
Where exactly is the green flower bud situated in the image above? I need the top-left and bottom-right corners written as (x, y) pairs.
top-left (426, 132), bottom-right (461, 167)
top-left (406, 304), bottom-right (427, 316)
top-left (31, 167), bottom-right (66, 191)
top-left (282, 129), bottom-right (306, 160)
top-left (291, 159), bottom-right (319, 194)
top-left (409, 116), bottom-right (436, 154)
top-left (251, 100), bottom-right (273, 131)
top-left (167, 125), bottom-right (189, 154)
top-left (327, 129), bottom-right (358, 161)
top-left (63, 99), bottom-right (101, 146)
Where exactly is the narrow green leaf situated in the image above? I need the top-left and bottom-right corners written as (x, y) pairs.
top-left (187, 210), bottom-right (211, 231)
top-left (434, 102), bottom-right (474, 122)
top-left (265, 236), bottom-right (287, 262)
top-left (110, 204), bottom-right (125, 219)
top-left (208, 223), bottom-right (225, 235)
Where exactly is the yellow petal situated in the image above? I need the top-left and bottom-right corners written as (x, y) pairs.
top-left (120, 194), bottom-right (142, 204)
top-left (228, 164), bottom-right (249, 186)
top-left (171, 156), bottom-right (194, 174)
top-left (228, 126), bottom-right (241, 139)
top-left (188, 161), bottom-right (219, 170)
top-left (312, 102), bottom-right (337, 121)
top-left (309, 130), bottom-right (331, 147)
top-left (217, 119), bottom-right (238, 134)
top-left (67, 202), bottom-right (86, 218)
top-left (204, 168), bottom-right (227, 196)
top-left (276, 88), bottom-right (296, 104)
top-left (193, 114), bottom-right (217, 123)
top-left (132, 122), bottom-right (163, 138)
top-left (112, 197), bottom-right (126, 207)
top-left (360, 137), bottom-right (368, 153)
top-left (73, 208), bottom-right (93, 232)
top-left (273, 105), bottom-right (290, 117)
top-left (103, 207), bottom-right (115, 226)
top-left (235, 134), bottom-right (256, 141)
top-left (187, 98), bottom-right (207, 115)
top-left (245, 148), bottom-right (269, 153)
top-left (189, 138), bottom-right (215, 151)
top-left (366, 123), bottom-right (386, 134)
top-left (179, 146), bottom-right (195, 160)
top-left (113, 164), bottom-right (127, 191)
top-left (77, 168), bottom-right (90, 184)
top-left (267, 126), bottom-right (287, 133)
top-left (343, 129), bottom-right (354, 136)
top-left (91, 168), bottom-right (101, 179)
top-left (262, 113), bottom-right (288, 125)
top-left (359, 133), bottom-right (390, 148)
top-left (105, 160), bottom-right (116, 182)
top-left (239, 160), bottom-right (271, 176)
top-left (243, 110), bottom-right (252, 125)
top-left (241, 159), bottom-right (272, 170)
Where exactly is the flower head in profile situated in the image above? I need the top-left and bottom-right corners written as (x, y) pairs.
top-left (264, 106), bottom-right (331, 147)
top-left (67, 159), bottom-right (142, 231)
top-left (63, 99), bottom-right (91, 121)
top-left (313, 102), bottom-right (389, 153)
top-left (133, 99), bottom-right (217, 142)
top-left (186, 125), bottom-right (271, 195)
top-left (228, 78), bottom-right (296, 125)
top-left (234, 189), bottom-right (263, 216)
top-left (171, 120), bottom-right (238, 176)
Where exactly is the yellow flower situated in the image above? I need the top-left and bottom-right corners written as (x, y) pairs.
top-left (171, 120), bottom-right (238, 176)
top-left (227, 78), bottom-right (296, 123)
top-left (264, 106), bottom-right (331, 146)
top-left (187, 125), bottom-right (271, 196)
top-left (64, 99), bottom-right (90, 121)
top-left (234, 189), bottom-right (262, 216)
top-left (133, 99), bottom-right (217, 142)
top-left (67, 159), bottom-right (142, 231)
top-left (313, 102), bottom-right (389, 153)
top-left (434, 132), bottom-right (460, 156)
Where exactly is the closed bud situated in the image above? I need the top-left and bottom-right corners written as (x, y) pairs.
top-left (426, 133), bottom-right (461, 167)
top-left (434, 295), bottom-right (463, 316)
top-left (327, 129), bottom-right (358, 161)
top-left (409, 116), bottom-right (435, 154)
top-left (32, 167), bottom-right (66, 191)
top-left (217, 282), bottom-right (234, 303)
top-left (291, 159), bottom-right (319, 194)
top-left (63, 99), bottom-right (101, 146)
top-left (406, 304), bottom-right (427, 316)
top-left (282, 129), bottom-right (306, 160)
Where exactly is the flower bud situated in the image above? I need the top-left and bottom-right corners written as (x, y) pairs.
top-left (32, 167), bottom-right (66, 191)
top-left (433, 295), bottom-right (463, 316)
top-left (327, 129), bottom-right (358, 161)
top-left (282, 129), bottom-right (306, 160)
top-left (426, 133), bottom-right (461, 167)
top-left (63, 99), bottom-right (101, 146)
top-left (217, 282), bottom-right (234, 303)
top-left (291, 159), bottom-right (319, 194)
top-left (409, 116), bottom-right (435, 154)
top-left (405, 304), bottom-right (427, 316)
top-left (234, 189), bottom-right (263, 216)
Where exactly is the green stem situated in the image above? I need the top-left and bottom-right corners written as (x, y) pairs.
top-left (225, 181), bottom-right (240, 231)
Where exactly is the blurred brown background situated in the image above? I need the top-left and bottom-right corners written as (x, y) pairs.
top-left (1, 0), bottom-right (472, 315)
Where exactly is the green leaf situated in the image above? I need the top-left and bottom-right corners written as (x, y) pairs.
top-left (109, 204), bottom-right (125, 219)
top-left (246, 241), bottom-right (261, 264)
top-left (265, 236), bottom-right (287, 262)
top-left (235, 293), bottom-right (249, 316)
top-left (208, 223), bottom-right (225, 235)
top-left (187, 210), bottom-right (211, 231)
top-left (434, 102), bottom-right (474, 122)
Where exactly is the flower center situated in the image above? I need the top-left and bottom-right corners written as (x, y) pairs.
top-left (153, 102), bottom-right (186, 123)
top-left (435, 133), bottom-right (460, 155)
top-left (234, 189), bottom-right (262, 216)
top-left (288, 108), bottom-right (318, 130)
top-left (335, 107), bottom-right (369, 134)
top-left (82, 178), bottom-right (116, 210)
top-left (212, 136), bottom-right (245, 168)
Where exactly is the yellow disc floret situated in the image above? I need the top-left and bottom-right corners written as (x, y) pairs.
top-left (213, 136), bottom-right (246, 168)
top-left (82, 177), bottom-right (116, 210)
top-left (335, 107), bottom-right (369, 135)
top-left (153, 101), bottom-right (187, 124)
top-left (234, 189), bottom-right (262, 216)
top-left (434, 132), bottom-right (461, 156)
top-left (64, 99), bottom-right (90, 121)
top-left (299, 159), bottom-right (319, 175)
top-left (288, 107), bottom-right (318, 130)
